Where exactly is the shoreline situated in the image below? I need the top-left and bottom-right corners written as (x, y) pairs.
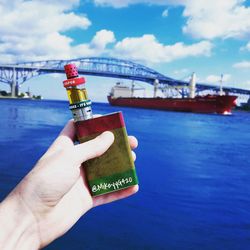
top-left (0, 96), bottom-right (34, 100)
top-left (0, 97), bottom-right (108, 104)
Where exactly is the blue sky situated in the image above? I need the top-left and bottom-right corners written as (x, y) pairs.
top-left (0, 0), bottom-right (250, 102)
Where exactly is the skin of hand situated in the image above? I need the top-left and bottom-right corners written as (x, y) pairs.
top-left (0, 119), bottom-right (138, 249)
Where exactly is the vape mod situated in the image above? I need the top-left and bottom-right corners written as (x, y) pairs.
top-left (63, 63), bottom-right (138, 196)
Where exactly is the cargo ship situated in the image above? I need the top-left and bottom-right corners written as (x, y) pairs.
top-left (107, 74), bottom-right (237, 115)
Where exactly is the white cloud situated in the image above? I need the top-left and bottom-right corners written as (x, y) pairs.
top-left (205, 74), bottom-right (231, 83)
top-left (113, 34), bottom-right (213, 64)
top-left (93, 0), bottom-right (250, 40)
top-left (240, 42), bottom-right (250, 51)
top-left (182, 0), bottom-right (250, 39)
top-left (90, 29), bottom-right (116, 50)
top-left (162, 9), bottom-right (169, 18)
top-left (0, 1), bottom-right (90, 35)
top-left (72, 29), bottom-right (116, 57)
top-left (0, 0), bottom-right (96, 63)
top-left (233, 61), bottom-right (250, 69)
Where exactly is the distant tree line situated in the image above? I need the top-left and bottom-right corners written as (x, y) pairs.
top-left (0, 90), bottom-right (42, 99)
top-left (0, 90), bottom-right (8, 96)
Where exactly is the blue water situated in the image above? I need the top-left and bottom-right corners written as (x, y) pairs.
top-left (1, 99), bottom-right (250, 250)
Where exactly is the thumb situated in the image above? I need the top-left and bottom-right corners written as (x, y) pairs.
top-left (73, 131), bottom-right (114, 165)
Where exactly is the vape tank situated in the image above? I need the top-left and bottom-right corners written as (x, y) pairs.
top-left (63, 63), bottom-right (92, 121)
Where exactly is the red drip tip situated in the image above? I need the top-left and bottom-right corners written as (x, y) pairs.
top-left (64, 64), bottom-right (78, 79)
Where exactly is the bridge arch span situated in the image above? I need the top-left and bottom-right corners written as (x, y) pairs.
top-left (0, 57), bottom-right (249, 97)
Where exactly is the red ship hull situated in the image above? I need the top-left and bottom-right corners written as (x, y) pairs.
top-left (107, 95), bottom-right (237, 114)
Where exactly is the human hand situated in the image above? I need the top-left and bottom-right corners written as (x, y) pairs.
top-left (0, 119), bottom-right (138, 249)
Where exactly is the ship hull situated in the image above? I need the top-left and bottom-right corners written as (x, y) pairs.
top-left (107, 95), bottom-right (237, 114)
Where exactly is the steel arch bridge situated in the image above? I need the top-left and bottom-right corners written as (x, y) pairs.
top-left (0, 57), bottom-right (249, 97)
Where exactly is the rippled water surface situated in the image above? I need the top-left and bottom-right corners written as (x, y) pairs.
top-left (1, 99), bottom-right (250, 250)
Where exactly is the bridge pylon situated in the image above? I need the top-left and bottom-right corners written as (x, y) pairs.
top-left (10, 67), bottom-right (18, 97)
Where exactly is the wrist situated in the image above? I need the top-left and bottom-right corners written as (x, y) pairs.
top-left (0, 191), bottom-right (40, 250)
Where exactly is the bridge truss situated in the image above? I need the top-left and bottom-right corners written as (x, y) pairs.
top-left (0, 57), bottom-right (249, 97)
